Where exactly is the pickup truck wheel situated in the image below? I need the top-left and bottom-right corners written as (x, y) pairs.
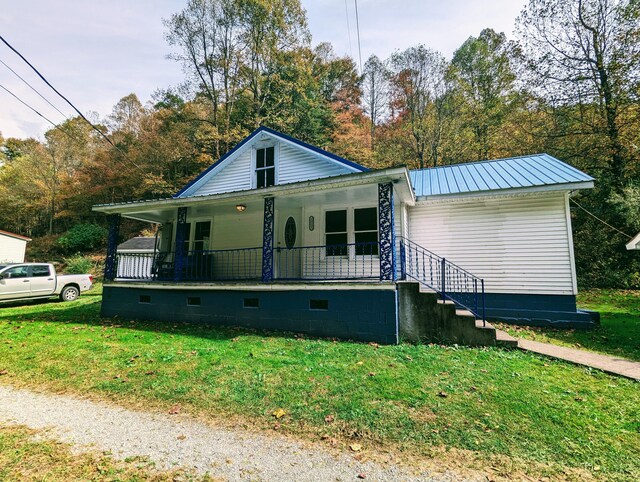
top-left (60, 286), bottom-right (79, 302)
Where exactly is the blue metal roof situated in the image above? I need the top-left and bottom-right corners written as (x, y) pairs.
top-left (175, 126), bottom-right (368, 198)
top-left (409, 153), bottom-right (594, 197)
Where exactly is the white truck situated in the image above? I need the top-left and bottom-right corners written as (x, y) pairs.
top-left (0, 263), bottom-right (93, 303)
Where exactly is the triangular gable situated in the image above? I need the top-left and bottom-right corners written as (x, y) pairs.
top-left (175, 126), bottom-right (368, 198)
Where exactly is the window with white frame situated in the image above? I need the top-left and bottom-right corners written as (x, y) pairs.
top-left (176, 220), bottom-right (212, 253)
top-left (324, 207), bottom-right (379, 257)
top-left (325, 210), bottom-right (348, 256)
top-left (255, 146), bottom-right (275, 188)
top-left (354, 207), bottom-right (378, 255)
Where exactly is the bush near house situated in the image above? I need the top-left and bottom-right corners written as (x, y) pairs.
top-left (57, 224), bottom-right (108, 253)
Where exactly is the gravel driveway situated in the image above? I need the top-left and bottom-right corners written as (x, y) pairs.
top-left (0, 384), bottom-right (475, 482)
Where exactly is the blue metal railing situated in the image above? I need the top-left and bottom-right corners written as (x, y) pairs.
top-left (399, 237), bottom-right (486, 324)
top-left (114, 242), bottom-right (381, 282)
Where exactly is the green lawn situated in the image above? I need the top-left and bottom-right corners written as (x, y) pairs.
top-left (497, 289), bottom-right (640, 362)
top-left (0, 287), bottom-right (638, 481)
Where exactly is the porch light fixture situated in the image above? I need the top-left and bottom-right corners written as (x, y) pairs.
top-left (308, 215), bottom-right (315, 231)
top-left (236, 204), bottom-right (247, 212)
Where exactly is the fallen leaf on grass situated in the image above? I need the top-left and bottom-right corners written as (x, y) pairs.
top-left (324, 414), bottom-right (335, 423)
top-left (357, 472), bottom-right (367, 479)
top-left (168, 404), bottom-right (181, 415)
top-left (355, 361), bottom-right (364, 366)
top-left (272, 408), bottom-right (286, 419)
top-left (438, 391), bottom-right (448, 398)
top-left (177, 435), bottom-right (186, 441)
top-left (367, 372), bottom-right (376, 377)
top-left (349, 443), bottom-right (362, 452)
top-left (0, 369), bottom-right (8, 376)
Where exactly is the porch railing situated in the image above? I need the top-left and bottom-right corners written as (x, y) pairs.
top-left (399, 237), bottom-right (486, 324)
top-left (114, 242), bottom-right (381, 282)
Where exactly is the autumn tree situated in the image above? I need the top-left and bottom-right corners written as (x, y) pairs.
top-left (517, 0), bottom-right (640, 189)
top-left (390, 46), bottom-right (452, 168)
top-left (362, 55), bottom-right (389, 151)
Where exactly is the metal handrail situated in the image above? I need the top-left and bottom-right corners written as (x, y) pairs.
top-left (114, 242), bottom-right (381, 282)
top-left (399, 236), bottom-right (486, 324)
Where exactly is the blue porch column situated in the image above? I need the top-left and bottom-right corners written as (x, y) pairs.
top-left (104, 213), bottom-right (121, 281)
top-left (174, 207), bottom-right (188, 281)
top-left (378, 182), bottom-right (396, 281)
top-left (262, 197), bottom-right (275, 282)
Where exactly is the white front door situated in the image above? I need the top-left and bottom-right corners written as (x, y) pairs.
top-left (275, 208), bottom-right (301, 279)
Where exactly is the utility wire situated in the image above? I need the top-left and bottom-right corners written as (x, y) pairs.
top-left (344, 0), bottom-right (353, 60)
top-left (570, 197), bottom-right (632, 239)
top-left (0, 57), bottom-right (69, 120)
top-left (0, 81), bottom-right (108, 150)
top-left (0, 34), bottom-right (143, 171)
top-left (0, 82), bottom-right (59, 129)
top-left (353, 0), bottom-right (363, 72)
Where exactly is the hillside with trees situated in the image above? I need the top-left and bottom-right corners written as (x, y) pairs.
top-left (0, 0), bottom-right (638, 288)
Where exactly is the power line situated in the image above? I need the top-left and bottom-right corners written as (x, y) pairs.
top-left (0, 82), bottom-right (59, 129)
top-left (0, 57), bottom-right (69, 120)
top-left (0, 81), bottom-right (108, 150)
top-left (570, 197), bottom-right (632, 239)
top-left (353, 0), bottom-right (363, 73)
top-left (344, 0), bottom-right (353, 60)
top-left (0, 34), bottom-right (144, 171)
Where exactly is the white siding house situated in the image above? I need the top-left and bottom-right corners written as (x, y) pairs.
top-left (93, 126), bottom-right (597, 343)
top-left (0, 230), bottom-right (31, 263)
top-left (408, 192), bottom-right (576, 296)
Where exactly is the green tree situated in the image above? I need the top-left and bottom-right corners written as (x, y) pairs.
top-left (450, 28), bottom-right (517, 160)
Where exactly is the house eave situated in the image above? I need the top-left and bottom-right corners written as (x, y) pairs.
top-left (415, 181), bottom-right (594, 204)
top-left (626, 232), bottom-right (640, 251)
top-left (93, 167), bottom-right (414, 220)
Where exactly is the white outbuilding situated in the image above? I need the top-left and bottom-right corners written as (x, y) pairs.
top-left (0, 229), bottom-right (31, 263)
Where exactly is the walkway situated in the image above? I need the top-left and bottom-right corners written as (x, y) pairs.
top-left (0, 384), bottom-right (472, 482)
top-left (497, 330), bottom-right (640, 381)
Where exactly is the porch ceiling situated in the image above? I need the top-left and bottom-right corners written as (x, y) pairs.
top-left (93, 167), bottom-right (414, 223)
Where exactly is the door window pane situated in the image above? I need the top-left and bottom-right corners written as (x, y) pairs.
top-left (31, 265), bottom-right (51, 277)
top-left (4, 266), bottom-right (28, 278)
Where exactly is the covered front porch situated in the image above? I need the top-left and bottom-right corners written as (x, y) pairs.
top-left (97, 168), bottom-right (414, 285)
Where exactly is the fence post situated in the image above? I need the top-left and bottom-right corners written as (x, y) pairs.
top-left (474, 278), bottom-right (478, 318)
top-left (399, 239), bottom-right (406, 280)
top-left (481, 279), bottom-right (486, 326)
top-left (441, 257), bottom-right (446, 301)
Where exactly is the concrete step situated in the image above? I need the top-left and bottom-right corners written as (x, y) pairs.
top-left (495, 329), bottom-right (519, 348)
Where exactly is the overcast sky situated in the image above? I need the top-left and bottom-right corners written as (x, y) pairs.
top-left (0, 0), bottom-right (526, 140)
